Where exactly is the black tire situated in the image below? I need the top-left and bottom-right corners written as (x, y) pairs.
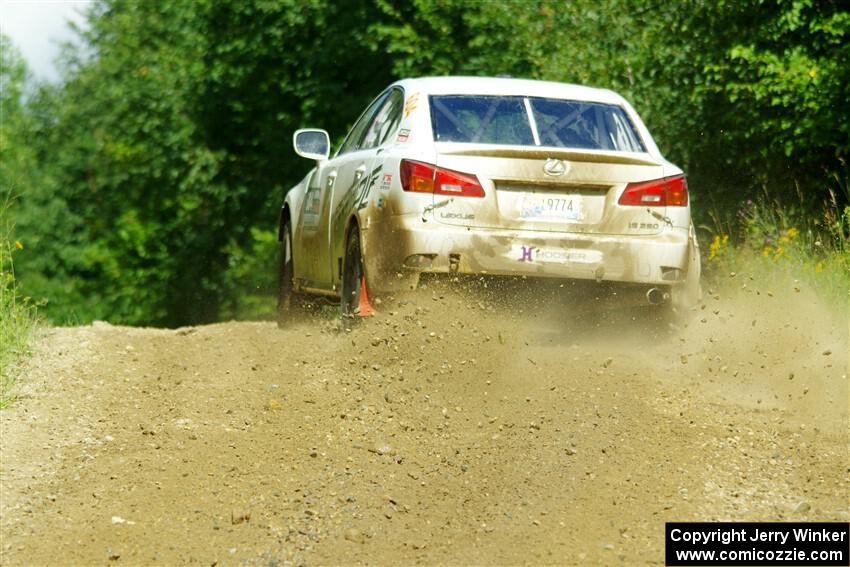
top-left (668, 237), bottom-right (703, 326)
top-left (276, 219), bottom-right (301, 328)
top-left (341, 229), bottom-right (364, 322)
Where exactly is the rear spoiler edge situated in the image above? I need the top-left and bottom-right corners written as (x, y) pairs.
top-left (434, 144), bottom-right (662, 167)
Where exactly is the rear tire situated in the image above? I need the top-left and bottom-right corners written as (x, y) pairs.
top-left (341, 228), bottom-right (364, 324)
top-left (671, 234), bottom-right (703, 319)
top-left (277, 219), bottom-right (302, 328)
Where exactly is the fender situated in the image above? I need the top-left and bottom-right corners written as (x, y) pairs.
top-left (279, 169), bottom-right (315, 241)
top-left (277, 205), bottom-right (290, 241)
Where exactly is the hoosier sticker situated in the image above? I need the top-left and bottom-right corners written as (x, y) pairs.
top-left (511, 244), bottom-right (601, 264)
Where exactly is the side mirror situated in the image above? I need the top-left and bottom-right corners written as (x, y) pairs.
top-left (293, 129), bottom-right (330, 161)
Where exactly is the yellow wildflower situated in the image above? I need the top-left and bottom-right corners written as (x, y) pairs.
top-left (786, 227), bottom-right (799, 238)
top-left (708, 234), bottom-right (729, 260)
top-left (708, 235), bottom-right (721, 260)
top-left (14, 240), bottom-right (23, 250)
top-left (762, 246), bottom-right (772, 257)
top-left (815, 261), bottom-right (824, 273)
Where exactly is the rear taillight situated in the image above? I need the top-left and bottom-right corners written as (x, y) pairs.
top-left (399, 160), bottom-right (435, 193)
top-left (400, 160), bottom-right (484, 198)
top-left (618, 175), bottom-right (688, 207)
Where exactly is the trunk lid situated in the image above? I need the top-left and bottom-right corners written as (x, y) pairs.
top-left (432, 144), bottom-right (667, 236)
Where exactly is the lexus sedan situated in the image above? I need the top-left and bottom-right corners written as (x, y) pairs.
top-left (277, 76), bottom-right (700, 325)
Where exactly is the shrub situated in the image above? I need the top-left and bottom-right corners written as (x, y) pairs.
top-left (0, 196), bottom-right (39, 407)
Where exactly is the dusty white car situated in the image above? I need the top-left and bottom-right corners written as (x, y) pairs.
top-left (277, 76), bottom-right (700, 325)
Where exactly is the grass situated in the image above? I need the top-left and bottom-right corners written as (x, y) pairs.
top-left (701, 180), bottom-right (850, 307)
top-left (1, 195), bottom-right (40, 408)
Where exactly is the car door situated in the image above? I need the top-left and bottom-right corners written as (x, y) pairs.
top-left (293, 92), bottom-right (390, 291)
top-left (295, 165), bottom-right (337, 289)
top-left (324, 88), bottom-right (404, 290)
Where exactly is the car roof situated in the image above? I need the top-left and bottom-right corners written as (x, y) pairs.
top-left (394, 76), bottom-right (626, 105)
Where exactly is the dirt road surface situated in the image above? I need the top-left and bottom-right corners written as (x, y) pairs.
top-left (1, 278), bottom-right (847, 566)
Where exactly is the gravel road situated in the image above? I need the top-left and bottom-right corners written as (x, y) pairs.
top-left (1, 278), bottom-right (847, 566)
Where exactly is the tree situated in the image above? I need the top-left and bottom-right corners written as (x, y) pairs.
top-left (8, 0), bottom-right (847, 326)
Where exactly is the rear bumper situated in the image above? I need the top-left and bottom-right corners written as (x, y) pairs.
top-left (362, 213), bottom-right (691, 293)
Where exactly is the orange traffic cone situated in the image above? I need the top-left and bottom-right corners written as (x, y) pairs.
top-left (357, 277), bottom-right (376, 317)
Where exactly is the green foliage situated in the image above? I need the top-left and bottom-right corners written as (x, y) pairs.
top-left (704, 182), bottom-right (849, 306)
top-left (4, 1), bottom-right (848, 326)
top-left (0, 40), bottom-right (41, 406)
top-left (0, 195), bottom-right (40, 408)
top-left (7, 1), bottom-right (399, 326)
top-left (220, 227), bottom-right (280, 321)
top-left (639, 0), bottom-right (850, 212)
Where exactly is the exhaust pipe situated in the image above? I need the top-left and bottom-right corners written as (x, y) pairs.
top-left (646, 288), bottom-right (669, 305)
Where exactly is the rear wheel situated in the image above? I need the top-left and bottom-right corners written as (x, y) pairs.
top-left (277, 219), bottom-right (303, 328)
top-left (671, 235), bottom-right (703, 318)
top-left (341, 228), bottom-right (364, 323)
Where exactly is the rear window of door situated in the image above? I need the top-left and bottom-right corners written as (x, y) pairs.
top-left (360, 89), bottom-right (404, 150)
top-left (338, 91), bottom-right (391, 155)
top-left (338, 88), bottom-right (404, 155)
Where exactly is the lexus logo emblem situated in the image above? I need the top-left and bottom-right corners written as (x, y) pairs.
top-left (543, 158), bottom-right (567, 177)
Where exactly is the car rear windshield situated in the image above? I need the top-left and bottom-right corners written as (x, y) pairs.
top-left (429, 95), bottom-right (646, 152)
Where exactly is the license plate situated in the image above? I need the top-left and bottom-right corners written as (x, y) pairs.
top-left (518, 193), bottom-right (583, 222)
